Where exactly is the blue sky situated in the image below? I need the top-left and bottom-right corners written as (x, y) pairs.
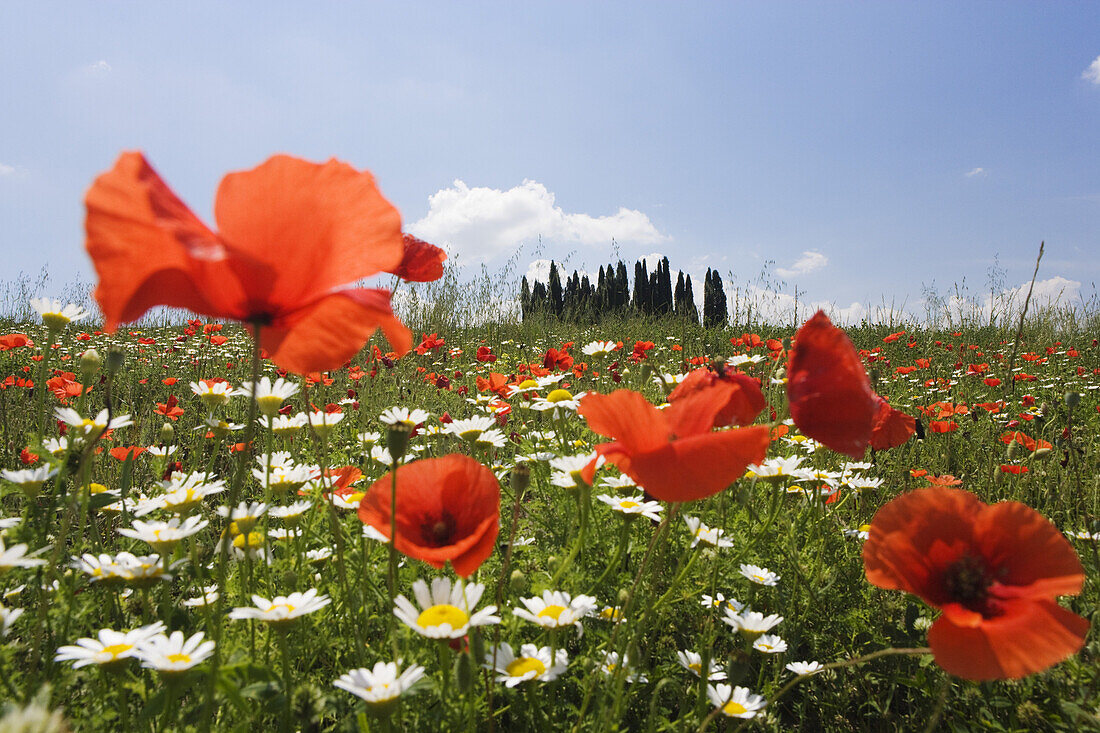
top-left (2, 2), bottom-right (1098, 322)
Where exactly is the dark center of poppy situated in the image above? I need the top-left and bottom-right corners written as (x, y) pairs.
top-left (420, 512), bottom-right (456, 547)
top-left (943, 554), bottom-right (992, 610)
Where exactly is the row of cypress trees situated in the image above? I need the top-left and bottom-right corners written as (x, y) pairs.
top-left (520, 258), bottom-right (729, 326)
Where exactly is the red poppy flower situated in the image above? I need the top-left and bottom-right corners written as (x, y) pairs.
top-left (928, 420), bottom-right (958, 434)
top-left (869, 395), bottom-right (915, 450)
top-left (84, 152), bottom-right (413, 374)
top-left (578, 387), bottom-right (770, 502)
top-left (864, 488), bottom-right (1087, 680)
top-left (786, 311), bottom-right (877, 458)
top-left (392, 234), bottom-right (446, 282)
top-left (667, 366), bottom-right (766, 428)
top-left (0, 334), bottom-right (34, 351)
top-left (358, 454), bottom-right (500, 578)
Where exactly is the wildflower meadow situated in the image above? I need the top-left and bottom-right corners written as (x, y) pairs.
top-left (0, 154), bottom-right (1096, 732)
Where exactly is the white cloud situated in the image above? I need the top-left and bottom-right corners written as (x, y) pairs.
top-left (86, 60), bottom-right (112, 74)
top-left (964, 167), bottom-right (986, 178)
top-left (1082, 55), bottom-right (1100, 84)
top-left (408, 179), bottom-right (666, 265)
top-left (776, 250), bottom-right (828, 278)
top-left (0, 163), bottom-right (14, 176)
top-left (523, 258), bottom-right (591, 285)
top-left (637, 252), bottom-right (666, 270)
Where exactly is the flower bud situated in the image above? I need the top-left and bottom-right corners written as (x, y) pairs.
top-left (385, 423), bottom-right (413, 463)
top-left (509, 569), bottom-right (526, 594)
top-left (454, 651), bottom-right (474, 693)
top-left (1065, 392), bottom-right (1082, 409)
top-left (510, 463), bottom-right (531, 496)
top-left (79, 348), bottom-right (101, 376)
top-left (159, 422), bottom-right (175, 445)
top-left (105, 348), bottom-right (125, 375)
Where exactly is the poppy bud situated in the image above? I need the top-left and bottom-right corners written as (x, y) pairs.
top-left (618, 588), bottom-right (631, 605)
top-left (106, 348), bottom-right (125, 374)
top-left (510, 463), bottom-right (531, 496)
top-left (80, 348), bottom-right (101, 377)
top-left (159, 422), bottom-right (175, 445)
top-left (1006, 439), bottom-right (1020, 460)
top-left (1065, 392), bottom-right (1082, 409)
top-left (470, 627), bottom-right (486, 663)
top-left (509, 569), bottom-right (526, 594)
top-left (1029, 448), bottom-right (1053, 461)
top-left (385, 423), bottom-right (413, 462)
top-left (454, 651), bottom-right (474, 693)
top-left (282, 569), bottom-right (298, 588)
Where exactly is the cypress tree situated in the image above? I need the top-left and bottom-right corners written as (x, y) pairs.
top-left (548, 261), bottom-right (564, 317)
top-left (615, 261), bottom-right (629, 311)
top-left (520, 276), bottom-right (532, 321)
top-left (682, 273), bottom-right (699, 323)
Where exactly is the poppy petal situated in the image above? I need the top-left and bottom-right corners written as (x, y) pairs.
top-left (258, 288), bottom-right (410, 374)
top-left (974, 501), bottom-right (1085, 598)
top-left (928, 598), bottom-right (1088, 680)
top-left (619, 426), bottom-right (769, 502)
top-left (391, 234), bottom-right (447, 282)
top-left (578, 390), bottom-right (669, 454)
top-left (214, 155), bottom-right (404, 307)
top-left (84, 151), bottom-right (249, 328)
top-left (787, 311), bottom-right (876, 458)
top-left (869, 396), bottom-right (916, 450)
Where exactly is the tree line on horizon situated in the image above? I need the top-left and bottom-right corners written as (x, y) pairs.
top-left (519, 257), bottom-right (729, 326)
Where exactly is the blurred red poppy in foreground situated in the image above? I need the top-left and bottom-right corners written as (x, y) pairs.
top-left (358, 454), bottom-right (500, 577)
top-left (393, 234), bottom-right (446, 282)
top-left (787, 311), bottom-right (878, 458)
top-left (579, 386), bottom-right (769, 502)
top-left (864, 487), bottom-right (1087, 680)
top-left (668, 364), bottom-right (766, 428)
top-left (85, 152), bottom-right (420, 374)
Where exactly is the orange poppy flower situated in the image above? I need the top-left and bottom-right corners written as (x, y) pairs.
top-left (869, 396), bottom-right (915, 450)
top-left (358, 454), bottom-right (500, 578)
top-left (787, 311), bottom-right (877, 458)
top-left (864, 488), bottom-right (1087, 680)
top-left (84, 152), bottom-right (413, 374)
top-left (928, 420), bottom-right (958, 434)
top-left (667, 365), bottom-right (765, 427)
top-left (578, 387), bottom-right (769, 502)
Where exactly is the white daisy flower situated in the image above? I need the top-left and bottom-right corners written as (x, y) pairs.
top-left (485, 643), bottom-right (569, 687)
top-left (182, 586), bottom-right (220, 608)
top-left (700, 592), bottom-right (745, 613)
top-left (137, 630), bottom-right (215, 674)
top-left (785, 660), bottom-right (823, 676)
top-left (677, 650), bottom-right (727, 680)
top-left (0, 603), bottom-right (24, 637)
top-left (444, 416), bottom-right (497, 442)
top-left (752, 634), bottom-right (787, 654)
top-left (683, 516), bottom-right (733, 548)
top-left (31, 298), bottom-right (88, 330)
top-left (739, 563), bottom-right (780, 586)
top-left (745, 456), bottom-right (805, 481)
top-left (190, 380), bottom-right (234, 410)
top-left (259, 413), bottom-right (308, 437)
top-left (549, 453), bottom-right (602, 490)
top-left (597, 494), bottom-right (663, 522)
top-left (217, 502), bottom-right (268, 533)
top-left (334, 661), bottom-right (426, 706)
top-left (236, 377), bottom-right (299, 417)
top-left (597, 651), bottom-right (647, 683)
top-left (842, 524), bottom-right (872, 541)
top-left (53, 407), bottom-right (133, 438)
top-left (229, 589), bottom-right (331, 627)
top-left (268, 501), bottom-right (313, 524)
top-left (54, 622), bottom-right (165, 669)
top-left (512, 590), bottom-right (597, 634)
top-left (379, 407), bottom-right (431, 427)
top-left (723, 610), bottom-right (783, 640)
top-left (706, 683), bottom-right (766, 719)
top-left (307, 410), bottom-right (344, 439)
top-left (117, 516), bottom-right (209, 552)
top-left (392, 577), bottom-right (500, 639)
top-left (599, 474), bottom-right (637, 491)
top-left (0, 538), bottom-right (47, 572)
top-left (581, 341), bottom-right (619, 357)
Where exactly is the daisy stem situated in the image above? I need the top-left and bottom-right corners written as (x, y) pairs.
top-left (548, 484), bottom-right (590, 587)
top-left (33, 327), bottom-right (57, 434)
top-left (277, 629), bottom-right (293, 733)
top-left (587, 519), bottom-right (630, 594)
top-left (387, 459), bottom-right (400, 659)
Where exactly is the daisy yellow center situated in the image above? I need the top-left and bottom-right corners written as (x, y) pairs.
top-left (233, 532), bottom-right (264, 549)
top-left (101, 643), bottom-right (132, 658)
top-left (256, 395), bottom-right (283, 411)
top-left (167, 653), bottom-right (191, 664)
top-left (89, 483), bottom-right (109, 494)
top-left (537, 604), bottom-right (567, 622)
top-left (858, 524), bottom-right (871, 533)
top-left (753, 575), bottom-right (767, 583)
top-left (722, 701), bottom-right (748, 716)
top-left (688, 662), bottom-right (702, 674)
top-left (416, 604), bottom-right (468, 629)
top-left (619, 500), bottom-right (639, 509)
top-left (517, 379), bottom-right (539, 389)
top-left (506, 657), bottom-right (547, 678)
top-left (43, 313), bottom-right (70, 330)
top-left (347, 492), bottom-right (365, 503)
top-left (270, 604), bottom-right (296, 616)
top-left (546, 389), bottom-right (573, 403)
